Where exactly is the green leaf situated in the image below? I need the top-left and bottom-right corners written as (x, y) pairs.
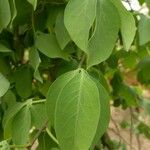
top-left (14, 66), bottom-right (32, 98)
top-left (27, 0), bottom-right (37, 10)
top-left (138, 15), bottom-right (150, 45)
top-left (35, 32), bottom-right (70, 60)
top-left (137, 122), bottom-right (150, 139)
top-left (46, 70), bottom-right (78, 126)
top-left (142, 99), bottom-right (150, 116)
top-left (0, 59), bottom-right (11, 75)
top-left (118, 84), bottom-right (138, 107)
top-left (30, 103), bottom-right (48, 129)
top-left (8, 0), bottom-right (17, 28)
top-left (88, 68), bottom-right (110, 92)
top-left (87, 0), bottom-right (120, 68)
top-left (55, 11), bottom-right (71, 50)
top-left (0, 140), bottom-right (10, 150)
top-left (146, 0), bottom-right (150, 9)
top-left (47, 69), bottom-right (100, 150)
top-left (12, 105), bottom-right (31, 145)
top-left (37, 132), bottom-right (58, 150)
top-left (0, 73), bottom-right (10, 97)
top-left (14, 0), bottom-right (32, 25)
top-left (3, 100), bottom-right (30, 139)
top-left (0, 0), bottom-right (11, 32)
top-left (2, 90), bottom-right (16, 108)
top-left (112, 0), bottom-right (136, 50)
top-left (0, 44), bottom-right (11, 53)
top-left (64, 0), bottom-right (97, 51)
top-left (137, 57), bottom-right (150, 84)
top-left (90, 78), bottom-right (110, 149)
top-left (29, 47), bottom-right (43, 83)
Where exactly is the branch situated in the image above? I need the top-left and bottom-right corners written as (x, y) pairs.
top-left (27, 120), bottom-right (49, 149)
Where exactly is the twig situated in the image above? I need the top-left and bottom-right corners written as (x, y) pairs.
top-left (78, 54), bottom-right (86, 68)
top-left (111, 117), bottom-right (122, 146)
top-left (130, 108), bottom-right (133, 150)
top-left (32, 99), bottom-right (46, 104)
top-left (46, 128), bottom-right (59, 145)
top-left (110, 116), bottom-right (136, 150)
top-left (27, 120), bottom-right (49, 149)
top-left (109, 128), bottom-right (129, 146)
top-left (136, 134), bottom-right (141, 150)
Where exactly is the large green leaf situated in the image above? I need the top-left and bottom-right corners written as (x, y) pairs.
top-left (138, 15), bottom-right (150, 45)
top-left (0, 0), bottom-right (11, 32)
top-left (112, 0), bottom-right (136, 50)
top-left (47, 69), bottom-right (100, 150)
top-left (3, 100), bottom-right (31, 139)
top-left (14, 66), bottom-right (32, 98)
top-left (0, 73), bottom-right (10, 97)
top-left (64, 0), bottom-right (97, 52)
top-left (35, 32), bottom-right (69, 60)
top-left (46, 70), bottom-right (76, 126)
top-left (55, 11), bottom-right (71, 50)
top-left (12, 105), bottom-right (31, 145)
top-left (90, 78), bottom-right (110, 149)
top-left (14, 0), bottom-right (32, 25)
top-left (87, 0), bottom-right (120, 68)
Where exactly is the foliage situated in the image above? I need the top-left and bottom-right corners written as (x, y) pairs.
top-left (0, 0), bottom-right (150, 149)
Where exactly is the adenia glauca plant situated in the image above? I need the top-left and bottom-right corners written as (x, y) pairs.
top-left (0, 0), bottom-right (150, 149)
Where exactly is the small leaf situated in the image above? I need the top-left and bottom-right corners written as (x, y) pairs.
top-left (55, 11), bottom-right (71, 50)
top-left (0, 44), bottom-right (11, 53)
top-left (64, 0), bottom-right (97, 51)
top-left (12, 105), bottom-right (31, 145)
top-left (87, 0), bottom-right (120, 68)
top-left (0, 73), bottom-right (10, 97)
top-left (137, 57), bottom-right (150, 84)
top-left (112, 0), bottom-right (136, 50)
top-left (2, 90), bottom-right (16, 108)
top-left (35, 32), bottom-right (70, 60)
top-left (46, 69), bottom-right (100, 150)
top-left (27, 0), bottom-right (37, 10)
top-left (29, 47), bottom-right (43, 83)
top-left (0, 0), bottom-right (11, 32)
top-left (8, 0), bottom-right (17, 28)
top-left (142, 99), bottom-right (150, 116)
top-left (138, 15), bottom-right (150, 45)
top-left (3, 100), bottom-right (30, 139)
